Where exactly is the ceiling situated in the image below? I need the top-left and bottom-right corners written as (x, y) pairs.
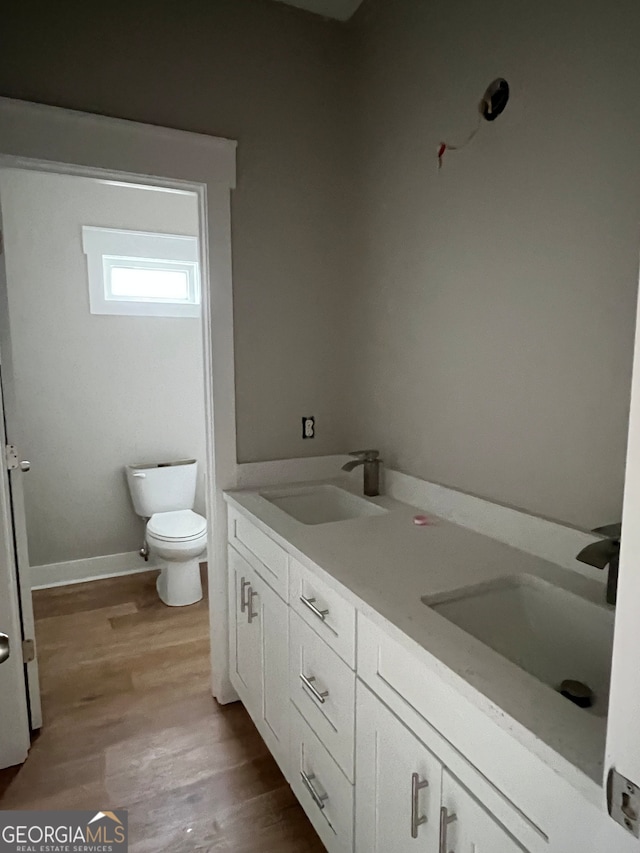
top-left (273, 0), bottom-right (364, 21)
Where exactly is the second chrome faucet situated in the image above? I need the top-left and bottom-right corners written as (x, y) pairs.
top-left (342, 449), bottom-right (381, 497)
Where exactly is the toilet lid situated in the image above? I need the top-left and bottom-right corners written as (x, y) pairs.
top-left (147, 510), bottom-right (207, 542)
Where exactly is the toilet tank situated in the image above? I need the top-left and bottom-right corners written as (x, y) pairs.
top-left (126, 459), bottom-right (198, 517)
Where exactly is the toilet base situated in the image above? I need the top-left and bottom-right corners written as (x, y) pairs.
top-left (156, 558), bottom-right (203, 607)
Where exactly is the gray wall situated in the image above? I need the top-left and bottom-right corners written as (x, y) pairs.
top-left (347, 0), bottom-right (640, 528)
top-left (0, 0), bottom-right (353, 463)
top-left (1, 0), bottom-right (639, 530)
top-left (0, 170), bottom-right (206, 566)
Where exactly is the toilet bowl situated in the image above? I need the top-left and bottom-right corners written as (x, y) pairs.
top-left (125, 459), bottom-right (207, 607)
top-left (146, 509), bottom-right (207, 606)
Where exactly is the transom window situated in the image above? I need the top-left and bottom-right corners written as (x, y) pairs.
top-left (82, 227), bottom-right (200, 318)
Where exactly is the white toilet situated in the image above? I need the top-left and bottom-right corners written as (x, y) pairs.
top-left (126, 459), bottom-right (207, 607)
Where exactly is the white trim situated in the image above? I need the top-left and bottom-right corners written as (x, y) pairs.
top-left (0, 96), bottom-right (238, 704)
top-left (0, 97), bottom-right (236, 187)
top-left (30, 551), bottom-right (159, 590)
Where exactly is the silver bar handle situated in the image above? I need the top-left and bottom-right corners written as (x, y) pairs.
top-left (411, 772), bottom-right (429, 838)
top-left (439, 806), bottom-right (457, 853)
top-left (301, 770), bottom-right (328, 811)
top-left (240, 577), bottom-right (250, 613)
top-left (247, 587), bottom-right (258, 623)
top-left (0, 633), bottom-right (9, 665)
top-left (300, 673), bottom-right (329, 705)
top-left (300, 595), bottom-right (329, 622)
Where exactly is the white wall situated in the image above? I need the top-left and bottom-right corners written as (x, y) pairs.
top-left (347, 0), bottom-right (640, 529)
top-left (0, 169), bottom-right (206, 567)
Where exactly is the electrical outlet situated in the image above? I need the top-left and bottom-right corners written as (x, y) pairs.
top-left (302, 416), bottom-right (315, 439)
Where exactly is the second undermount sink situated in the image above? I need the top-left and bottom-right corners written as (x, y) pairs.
top-left (423, 574), bottom-right (615, 716)
top-left (261, 484), bottom-right (387, 525)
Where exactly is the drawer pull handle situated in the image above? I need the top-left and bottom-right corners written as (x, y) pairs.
top-left (300, 673), bottom-right (329, 705)
top-left (411, 772), bottom-right (429, 838)
top-left (300, 595), bottom-right (329, 622)
top-left (301, 770), bottom-right (328, 811)
top-left (247, 587), bottom-right (258, 623)
top-left (240, 577), bottom-right (250, 613)
top-left (438, 806), bottom-right (457, 853)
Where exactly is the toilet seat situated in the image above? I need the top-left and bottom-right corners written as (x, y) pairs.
top-left (147, 510), bottom-right (207, 542)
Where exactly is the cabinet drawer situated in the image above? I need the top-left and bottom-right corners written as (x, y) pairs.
top-left (290, 707), bottom-right (354, 853)
top-left (290, 611), bottom-right (356, 781)
top-left (289, 557), bottom-right (356, 668)
top-left (442, 768), bottom-right (533, 853)
top-left (228, 508), bottom-right (288, 599)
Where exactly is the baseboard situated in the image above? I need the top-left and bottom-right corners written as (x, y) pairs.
top-left (30, 550), bottom-right (158, 590)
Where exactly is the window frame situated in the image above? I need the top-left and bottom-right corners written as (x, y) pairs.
top-left (82, 226), bottom-right (201, 318)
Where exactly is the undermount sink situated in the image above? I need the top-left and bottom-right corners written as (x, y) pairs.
top-left (423, 574), bottom-right (615, 717)
top-left (261, 484), bottom-right (387, 525)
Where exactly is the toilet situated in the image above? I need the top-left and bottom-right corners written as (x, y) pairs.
top-left (125, 459), bottom-right (207, 606)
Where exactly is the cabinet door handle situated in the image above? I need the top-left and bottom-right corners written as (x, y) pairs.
top-left (300, 673), bottom-right (329, 705)
top-left (301, 770), bottom-right (328, 811)
top-left (240, 577), bottom-right (250, 613)
top-left (247, 587), bottom-right (258, 623)
top-left (410, 772), bottom-right (429, 838)
top-left (300, 595), bottom-right (329, 622)
top-left (439, 806), bottom-right (457, 853)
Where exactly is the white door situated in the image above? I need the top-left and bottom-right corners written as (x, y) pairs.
top-left (0, 192), bottom-right (42, 731)
top-left (0, 366), bottom-right (31, 768)
top-left (355, 682), bottom-right (443, 852)
top-left (606, 262), bottom-right (640, 835)
top-left (441, 769), bottom-right (530, 853)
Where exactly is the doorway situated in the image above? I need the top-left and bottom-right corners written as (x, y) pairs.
top-left (0, 166), bottom-right (211, 729)
top-left (0, 96), bottom-right (239, 771)
top-left (0, 167), bottom-right (211, 730)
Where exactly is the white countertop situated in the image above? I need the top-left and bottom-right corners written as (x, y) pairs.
top-left (224, 479), bottom-right (611, 805)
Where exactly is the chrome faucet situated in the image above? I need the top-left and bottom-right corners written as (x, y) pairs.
top-left (341, 450), bottom-right (381, 497)
top-left (576, 523), bottom-right (621, 606)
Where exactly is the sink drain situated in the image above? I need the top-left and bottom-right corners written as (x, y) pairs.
top-left (559, 679), bottom-right (593, 709)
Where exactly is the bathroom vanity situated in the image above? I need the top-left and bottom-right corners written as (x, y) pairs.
top-left (223, 481), bottom-right (630, 853)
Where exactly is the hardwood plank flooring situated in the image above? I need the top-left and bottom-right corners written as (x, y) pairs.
top-left (0, 568), bottom-right (324, 852)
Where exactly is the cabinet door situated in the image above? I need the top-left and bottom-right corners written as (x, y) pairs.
top-left (229, 545), bottom-right (289, 776)
top-left (441, 769), bottom-right (529, 853)
top-left (256, 571), bottom-right (290, 773)
top-left (356, 683), bottom-right (442, 852)
top-left (229, 546), bottom-right (261, 712)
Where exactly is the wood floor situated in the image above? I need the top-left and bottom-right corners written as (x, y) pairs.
top-left (0, 569), bottom-right (324, 852)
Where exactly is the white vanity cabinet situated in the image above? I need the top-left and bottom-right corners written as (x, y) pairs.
top-left (225, 500), bottom-right (627, 853)
top-left (355, 683), bottom-right (531, 853)
top-left (355, 683), bottom-right (442, 852)
top-left (228, 543), bottom-right (290, 779)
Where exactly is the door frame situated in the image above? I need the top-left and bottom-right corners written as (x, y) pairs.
top-left (0, 96), bottom-right (239, 704)
top-left (0, 366), bottom-right (31, 765)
